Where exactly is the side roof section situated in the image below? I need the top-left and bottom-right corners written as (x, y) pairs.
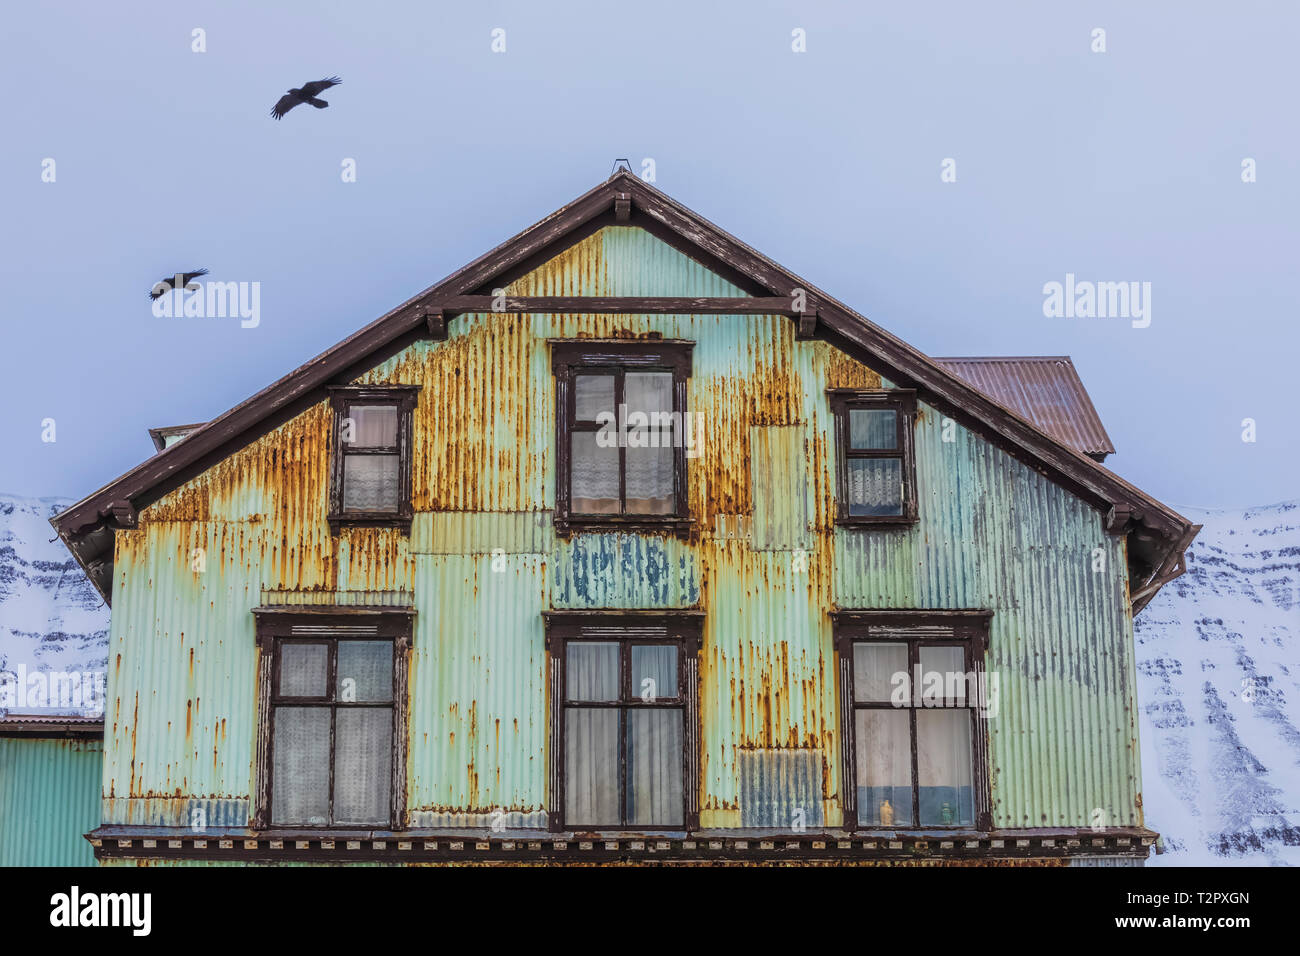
top-left (933, 357), bottom-right (1117, 461)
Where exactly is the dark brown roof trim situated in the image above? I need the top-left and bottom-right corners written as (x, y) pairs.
top-left (51, 170), bottom-right (1196, 611)
top-left (147, 423), bottom-right (206, 453)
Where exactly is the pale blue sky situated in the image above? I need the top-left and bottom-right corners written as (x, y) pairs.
top-left (1, 1), bottom-right (1295, 509)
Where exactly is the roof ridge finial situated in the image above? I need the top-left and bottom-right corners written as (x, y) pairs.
top-left (610, 158), bottom-right (632, 178)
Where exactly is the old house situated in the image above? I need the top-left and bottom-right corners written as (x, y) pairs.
top-left (51, 171), bottom-right (1197, 865)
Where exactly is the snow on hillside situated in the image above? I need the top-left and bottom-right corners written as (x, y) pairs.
top-left (0, 494), bottom-right (109, 717)
top-left (1136, 500), bottom-right (1300, 866)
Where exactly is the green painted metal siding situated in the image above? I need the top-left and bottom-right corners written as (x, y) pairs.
top-left (100, 224), bottom-right (1143, 837)
top-left (0, 736), bottom-right (102, 866)
top-left (834, 392), bottom-right (1138, 827)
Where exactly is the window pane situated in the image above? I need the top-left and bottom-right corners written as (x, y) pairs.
top-left (279, 643), bottom-right (328, 698)
top-left (855, 709), bottom-right (912, 827)
top-left (849, 408), bottom-right (898, 450)
top-left (345, 404), bottom-right (398, 448)
top-left (631, 645), bottom-right (678, 700)
top-left (337, 641), bottom-right (393, 702)
top-left (627, 709), bottom-right (684, 827)
top-left (272, 707), bottom-right (331, 825)
top-left (847, 458), bottom-right (903, 516)
top-left (574, 375), bottom-right (615, 421)
top-left (625, 372), bottom-right (673, 416)
top-left (565, 708), bottom-right (619, 826)
top-left (334, 707), bottom-right (393, 826)
top-left (918, 645), bottom-right (967, 705)
top-left (566, 642), bottom-right (620, 701)
top-left (853, 643), bottom-right (908, 703)
top-left (343, 454), bottom-right (400, 512)
top-left (571, 433), bottom-right (620, 513)
top-left (625, 443), bottom-right (674, 514)
top-left (917, 710), bottom-right (974, 826)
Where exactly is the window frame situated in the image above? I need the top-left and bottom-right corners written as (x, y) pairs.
top-left (827, 388), bottom-right (919, 526)
top-left (542, 610), bottom-right (703, 833)
top-left (551, 340), bottom-right (694, 536)
top-left (326, 385), bottom-right (420, 533)
top-left (252, 608), bottom-right (413, 831)
top-left (832, 610), bottom-right (992, 832)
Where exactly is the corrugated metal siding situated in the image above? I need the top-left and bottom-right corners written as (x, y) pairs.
top-left (699, 542), bottom-right (836, 826)
top-left (106, 224), bottom-right (1142, 837)
top-left (738, 749), bottom-right (825, 827)
top-left (407, 554), bottom-right (548, 827)
top-left (0, 736), bottom-right (102, 866)
top-left (834, 391), bottom-right (1138, 827)
top-left (750, 426), bottom-right (813, 551)
top-left (552, 533), bottom-right (699, 609)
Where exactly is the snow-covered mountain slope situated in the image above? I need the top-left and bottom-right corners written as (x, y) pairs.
top-left (1136, 500), bottom-right (1300, 866)
top-left (0, 494), bottom-right (109, 716)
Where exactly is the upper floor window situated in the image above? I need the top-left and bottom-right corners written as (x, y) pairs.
top-left (543, 611), bottom-right (703, 832)
top-left (833, 611), bottom-right (992, 831)
top-left (327, 386), bottom-right (419, 532)
top-left (828, 389), bottom-right (918, 525)
top-left (252, 608), bottom-right (413, 830)
top-left (551, 341), bottom-right (693, 535)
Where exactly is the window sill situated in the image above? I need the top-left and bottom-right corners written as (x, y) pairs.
top-left (835, 515), bottom-right (919, 528)
top-left (555, 515), bottom-right (695, 538)
top-left (328, 514), bottom-right (413, 534)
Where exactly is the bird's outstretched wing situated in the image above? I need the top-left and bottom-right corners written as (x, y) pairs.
top-left (149, 268), bottom-right (209, 300)
top-left (299, 76), bottom-right (341, 98)
top-left (270, 94), bottom-right (299, 120)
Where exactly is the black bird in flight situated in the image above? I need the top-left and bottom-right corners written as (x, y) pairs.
top-left (149, 269), bottom-right (208, 300)
top-left (270, 76), bottom-right (342, 120)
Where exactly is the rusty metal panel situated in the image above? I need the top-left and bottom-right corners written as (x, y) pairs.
top-left (0, 736), bottom-right (102, 866)
top-left (698, 542), bottom-right (837, 828)
top-left (749, 425), bottom-right (812, 551)
top-left (933, 356), bottom-right (1116, 458)
top-left (738, 749), bottom-right (825, 828)
top-left (111, 417), bottom-right (415, 826)
top-left (406, 553), bottom-right (548, 827)
top-left (410, 511), bottom-right (554, 555)
top-left (551, 533), bottom-right (699, 609)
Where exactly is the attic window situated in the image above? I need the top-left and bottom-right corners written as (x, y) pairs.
top-left (828, 389), bottom-right (918, 525)
top-left (551, 341), bottom-right (693, 535)
top-left (327, 386), bottom-right (419, 532)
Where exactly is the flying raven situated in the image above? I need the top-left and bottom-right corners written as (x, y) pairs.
top-left (270, 76), bottom-right (342, 120)
top-left (149, 269), bottom-right (208, 300)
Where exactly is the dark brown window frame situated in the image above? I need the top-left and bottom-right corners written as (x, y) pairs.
top-left (252, 607), bottom-right (413, 831)
top-left (326, 385), bottom-right (420, 533)
top-left (551, 340), bottom-right (694, 536)
top-left (828, 388), bottom-right (919, 526)
top-left (542, 610), bottom-right (703, 833)
top-left (832, 610), bottom-right (992, 832)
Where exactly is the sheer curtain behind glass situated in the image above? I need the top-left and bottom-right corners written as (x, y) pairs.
top-left (564, 640), bottom-right (684, 828)
top-left (342, 403), bottom-right (400, 512)
top-left (565, 643), bottom-right (619, 825)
